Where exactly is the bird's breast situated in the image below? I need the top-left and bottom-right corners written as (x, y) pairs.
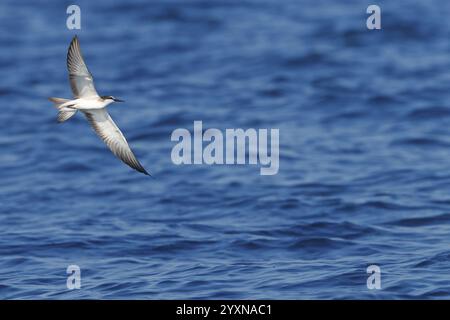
top-left (74, 98), bottom-right (106, 110)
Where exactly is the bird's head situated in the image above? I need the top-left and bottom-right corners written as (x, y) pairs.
top-left (101, 95), bottom-right (124, 103)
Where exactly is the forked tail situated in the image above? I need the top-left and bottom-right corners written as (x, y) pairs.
top-left (48, 97), bottom-right (77, 123)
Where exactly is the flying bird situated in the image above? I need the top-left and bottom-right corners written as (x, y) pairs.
top-left (49, 36), bottom-right (149, 175)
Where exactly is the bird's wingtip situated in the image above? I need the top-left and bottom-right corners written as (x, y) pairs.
top-left (142, 169), bottom-right (153, 177)
top-left (137, 166), bottom-right (151, 177)
top-left (70, 35), bottom-right (79, 45)
top-left (144, 170), bottom-right (152, 177)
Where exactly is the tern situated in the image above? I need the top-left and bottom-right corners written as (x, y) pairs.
top-left (49, 36), bottom-right (149, 175)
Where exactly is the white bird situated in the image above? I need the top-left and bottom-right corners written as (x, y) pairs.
top-left (49, 36), bottom-right (149, 175)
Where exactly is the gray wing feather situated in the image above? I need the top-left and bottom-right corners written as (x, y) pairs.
top-left (67, 36), bottom-right (99, 98)
top-left (84, 109), bottom-right (149, 175)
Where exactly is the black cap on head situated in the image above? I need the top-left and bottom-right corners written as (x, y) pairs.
top-left (101, 95), bottom-right (124, 102)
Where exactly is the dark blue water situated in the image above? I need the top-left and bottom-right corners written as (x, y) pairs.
top-left (1, 0), bottom-right (450, 299)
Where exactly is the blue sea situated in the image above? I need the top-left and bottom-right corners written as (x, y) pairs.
top-left (1, 0), bottom-right (450, 299)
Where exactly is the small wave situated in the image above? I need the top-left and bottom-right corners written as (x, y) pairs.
top-left (406, 106), bottom-right (450, 120)
top-left (388, 213), bottom-right (450, 227)
top-left (415, 251), bottom-right (450, 268)
top-left (390, 137), bottom-right (450, 148)
top-left (288, 237), bottom-right (352, 251)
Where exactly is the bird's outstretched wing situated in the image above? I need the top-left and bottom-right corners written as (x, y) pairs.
top-left (67, 36), bottom-right (99, 98)
top-left (84, 109), bottom-right (149, 175)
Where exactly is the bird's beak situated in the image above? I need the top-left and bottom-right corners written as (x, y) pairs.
top-left (114, 98), bottom-right (124, 102)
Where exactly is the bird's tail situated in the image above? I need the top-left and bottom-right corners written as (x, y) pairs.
top-left (48, 97), bottom-right (77, 123)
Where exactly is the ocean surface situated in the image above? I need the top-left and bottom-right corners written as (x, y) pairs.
top-left (1, 0), bottom-right (450, 299)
